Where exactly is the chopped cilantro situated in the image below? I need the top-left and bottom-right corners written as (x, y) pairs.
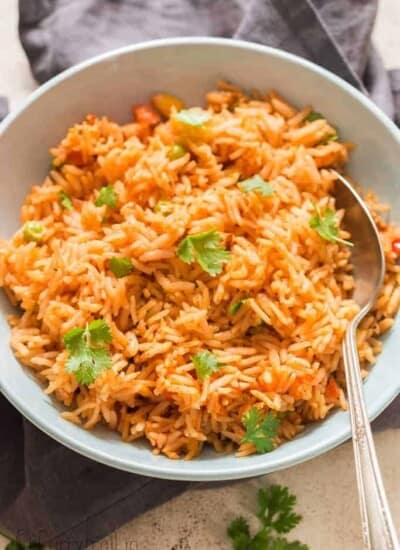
top-left (228, 298), bottom-right (247, 315)
top-left (309, 201), bottom-right (353, 246)
top-left (241, 407), bottom-right (280, 453)
top-left (177, 229), bottom-right (231, 276)
top-left (58, 190), bottom-right (73, 210)
top-left (63, 319), bottom-right (112, 385)
top-left (83, 319), bottom-right (112, 344)
top-left (239, 176), bottom-right (274, 197)
top-left (109, 257), bottom-right (133, 278)
top-left (95, 186), bottom-right (117, 208)
top-left (193, 350), bottom-right (221, 381)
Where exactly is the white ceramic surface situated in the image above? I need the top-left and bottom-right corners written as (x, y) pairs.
top-left (0, 38), bottom-right (399, 481)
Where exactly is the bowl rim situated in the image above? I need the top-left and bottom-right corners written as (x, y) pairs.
top-left (1, 36), bottom-right (399, 481)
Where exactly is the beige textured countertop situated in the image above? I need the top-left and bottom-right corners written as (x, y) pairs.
top-left (0, 1), bottom-right (399, 548)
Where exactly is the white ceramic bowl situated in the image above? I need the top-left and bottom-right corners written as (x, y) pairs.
top-left (0, 38), bottom-right (399, 481)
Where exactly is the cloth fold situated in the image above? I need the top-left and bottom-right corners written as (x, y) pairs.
top-left (1, 0), bottom-right (399, 547)
top-left (0, 417), bottom-right (188, 548)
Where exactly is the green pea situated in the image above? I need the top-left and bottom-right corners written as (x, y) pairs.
top-left (23, 221), bottom-right (45, 243)
top-left (168, 143), bottom-right (186, 160)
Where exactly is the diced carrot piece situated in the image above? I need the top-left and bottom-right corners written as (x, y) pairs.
top-left (65, 150), bottom-right (84, 166)
top-left (325, 377), bottom-right (341, 401)
top-left (132, 104), bottom-right (161, 126)
top-left (151, 93), bottom-right (184, 117)
top-left (392, 237), bottom-right (400, 257)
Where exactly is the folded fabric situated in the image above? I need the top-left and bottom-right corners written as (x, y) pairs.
top-left (0, 0), bottom-right (398, 547)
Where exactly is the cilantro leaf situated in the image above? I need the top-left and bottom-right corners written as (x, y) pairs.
top-left (72, 348), bottom-right (112, 385)
top-left (63, 327), bottom-right (85, 353)
top-left (257, 486), bottom-right (302, 534)
top-left (318, 133), bottom-right (338, 145)
top-left (227, 485), bottom-right (308, 550)
top-left (304, 111), bottom-right (324, 122)
top-left (87, 319), bottom-right (112, 345)
top-left (247, 528), bottom-right (269, 550)
top-left (109, 256), bottom-right (134, 278)
top-left (177, 229), bottom-right (231, 276)
top-left (309, 201), bottom-right (353, 246)
top-left (63, 320), bottom-right (112, 385)
top-left (197, 245), bottom-right (231, 276)
top-left (193, 350), bottom-right (221, 381)
top-left (177, 234), bottom-right (195, 263)
top-left (95, 186), bottom-right (117, 208)
top-left (264, 537), bottom-right (309, 550)
top-left (241, 408), bottom-right (280, 453)
top-left (239, 176), bottom-right (274, 197)
top-left (173, 109), bottom-right (211, 127)
top-left (58, 190), bottom-right (73, 210)
top-left (227, 517), bottom-right (251, 550)
top-left (228, 298), bottom-right (247, 315)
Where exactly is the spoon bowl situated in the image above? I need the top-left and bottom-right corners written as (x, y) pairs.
top-left (334, 171), bottom-right (385, 314)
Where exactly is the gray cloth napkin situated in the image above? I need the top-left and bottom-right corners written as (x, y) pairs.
top-left (0, 0), bottom-right (398, 547)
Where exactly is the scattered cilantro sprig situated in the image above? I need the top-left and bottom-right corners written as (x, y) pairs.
top-left (63, 319), bottom-right (113, 385)
top-left (227, 485), bottom-right (308, 550)
top-left (239, 175), bottom-right (274, 197)
top-left (257, 486), bottom-right (302, 534)
top-left (192, 350), bottom-right (221, 381)
top-left (95, 186), bottom-right (117, 208)
top-left (177, 229), bottom-right (231, 276)
top-left (241, 407), bottom-right (280, 453)
top-left (309, 201), bottom-right (353, 247)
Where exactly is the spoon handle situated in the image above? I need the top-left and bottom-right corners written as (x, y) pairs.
top-left (342, 324), bottom-right (399, 550)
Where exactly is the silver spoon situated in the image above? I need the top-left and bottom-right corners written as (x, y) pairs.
top-left (334, 171), bottom-right (398, 550)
